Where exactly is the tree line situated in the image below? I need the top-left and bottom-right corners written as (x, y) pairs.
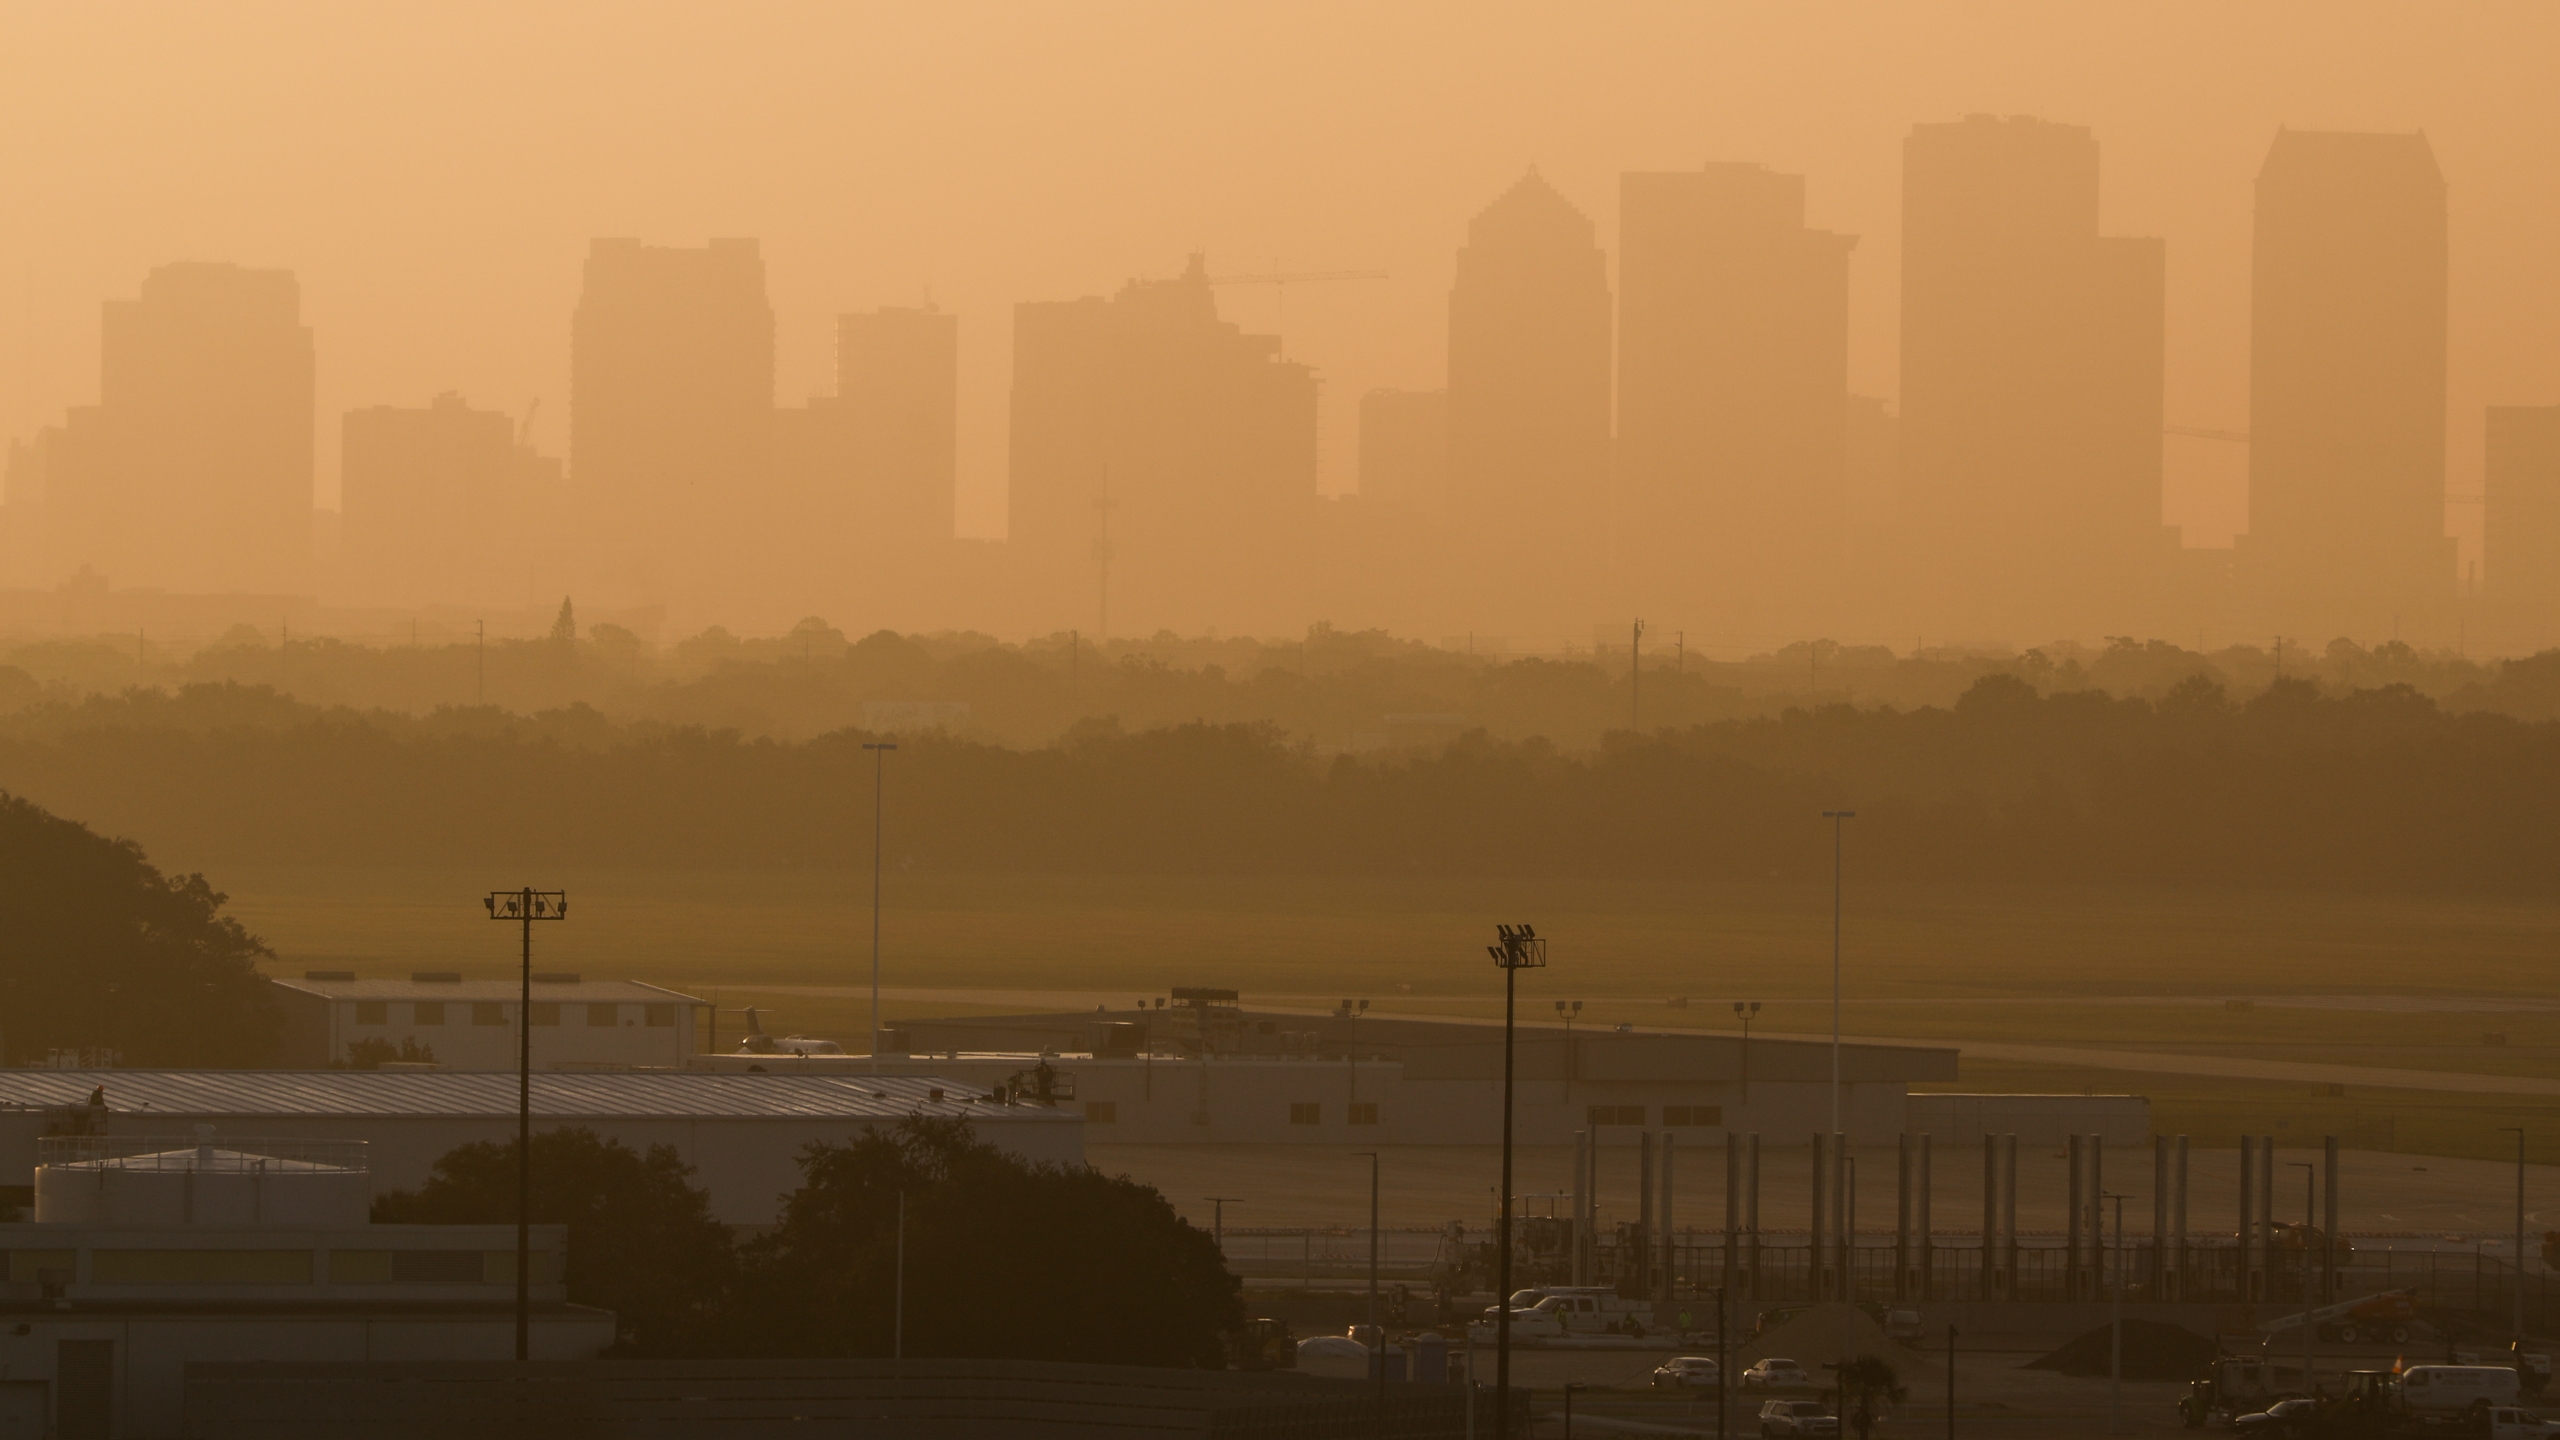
top-left (5, 670), bottom-right (2560, 893)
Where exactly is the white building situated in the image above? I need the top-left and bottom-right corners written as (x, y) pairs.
top-left (0, 1071), bottom-right (1083, 1228)
top-left (269, 973), bottom-right (706, 1070)
top-left (0, 1131), bottom-right (610, 1439)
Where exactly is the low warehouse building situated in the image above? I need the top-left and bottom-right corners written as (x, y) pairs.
top-left (267, 973), bottom-right (707, 1070)
top-left (0, 1072), bottom-right (1081, 1228)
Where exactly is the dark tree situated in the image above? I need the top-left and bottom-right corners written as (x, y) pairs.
top-left (738, 1117), bottom-right (1242, 1367)
top-left (0, 792), bottom-right (276, 1066)
top-left (373, 1127), bottom-right (735, 1356)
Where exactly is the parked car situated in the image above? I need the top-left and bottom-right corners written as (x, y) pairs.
top-left (1652, 1357), bottom-right (1722, 1390)
top-left (2232, 1398), bottom-right (2320, 1437)
top-left (1742, 1359), bottom-right (1811, 1390)
top-left (2494, 1407), bottom-right (2560, 1439)
top-left (1758, 1399), bottom-right (1838, 1437)
top-left (1883, 1309), bottom-right (1924, 1343)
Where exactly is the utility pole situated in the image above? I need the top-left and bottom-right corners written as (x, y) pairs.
top-left (2287, 1163), bottom-right (2315, 1396)
top-left (1356, 1151), bottom-right (1382, 1437)
top-left (2104, 1192), bottom-right (2126, 1431)
top-left (482, 886), bottom-right (566, 1361)
top-left (894, 1189), bottom-right (907, 1360)
top-left (1205, 1196), bottom-right (1242, 1257)
top-left (1945, 1324), bottom-right (1958, 1440)
top-left (2503, 1127), bottom-right (2527, 1349)
top-left (1733, 1001), bottom-right (1760, 1105)
top-left (1488, 924), bottom-right (1547, 1440)
top-left (864, 742), bottom-right (898, 1071)
top-left (1822, 813), bottom-right (1855, 1135)
top-left (1631, 618), bottom-right (1645, 731)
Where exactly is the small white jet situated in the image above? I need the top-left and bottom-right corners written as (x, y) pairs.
top-left (734, 1006), bottom-right (845, 1057)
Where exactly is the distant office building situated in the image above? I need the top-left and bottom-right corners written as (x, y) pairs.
top-left (1617, 163), bottom-right (1854, 631)
top-left (840, 305), bottom-right (959, 545)
top-left (570, 238), bottom-right (775, 598)
top-left (340, 394), bottom-right (563, 607)
top-left (1446, 171), bottom-right (1614, 637)
top-left (1005, 255), bottom-right (1316, 636)
top-left (1356, 389), bottom-right (1448, 520)
top-left (24, 263), bottom-right (315, 593)
top-left (1900, 116), bottom-right (2172, 637)
top-left (270, 971), bottom-right (705, 1070)
top-left (2240, 130), bottom-right (2453, 635)
top-left (2487, 406), bottom-right (2560, 614)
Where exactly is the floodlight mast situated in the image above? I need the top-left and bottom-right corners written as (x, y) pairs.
top-left (863, 742), bottom-right (898, 1072)
top-left (1488, 922), bottom-right (1547, 1440)
top-left (483, 886), bottom-right (565, 1361)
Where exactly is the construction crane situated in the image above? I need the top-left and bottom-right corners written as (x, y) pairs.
top-left (517, 398), bottom-right (541, 450)
top-left (1203, 266), bottom-right (1389, 357)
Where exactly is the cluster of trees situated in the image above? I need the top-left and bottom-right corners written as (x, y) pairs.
top-left (5, 619), bottom-right (2555, 750)
top-left (0, 792), bottom-right (275, 1066)
top-left (373, 1119), bottom-right (1241, 1364)
top-left (6, 671), bottom-right (2560, 892)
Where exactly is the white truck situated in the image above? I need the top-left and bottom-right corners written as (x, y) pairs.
top-left (2400, 1365), bottom-right (2523, 1421)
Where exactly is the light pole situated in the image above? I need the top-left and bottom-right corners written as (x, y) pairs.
top-left (1488, 923), bottom-right (1548, 1440)
top-left (894, 1188), bottom-right (907, 1360)
top-left (863, 741), bottom-right (897, 1072)
top-left (1356, 1151), bottom-right (1383, 1436)
top-left (1732, 1001), bottom-right (1760, 1106)
top-left (2287, 1161), bottom-right (2316, 1396)
top-left (1564, 1381), bottom-right (1587, 1440)
top-left (1821, 812), bottom-right (1855, 1135)
top-left (2103, 1191), bottom-right (2126, 1432)
top-left (1555, 1000), bottom-right (1582, 1103)
top-left (1715, 1286), bottom-right (1730, 1440)
top-left (1206, 1196), bottom-right (1243, 1259)
top-left (482, 886), bottom-right (566, 1361)
top-left (1945, 1323), bottom-right (1958, 1440)
top-left (2503, 1127), bottom-right (2527, 1348)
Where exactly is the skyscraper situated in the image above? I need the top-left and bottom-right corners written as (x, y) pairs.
top-left (1356, 389), bottom-right (1447, 521)
top-left (839, 305), bottom-right (959, 548)
top-left (1900, 115), bottom-right (2172, 639)
top-left (1445, 170), bottom-right (1613, 639)
top-left (569, 238), bottom-right (775, 602)
top-left (1617, 163), bottom-right (1853, 634)
top-left (35, 263), bottom-right (315, 593)
top-left (2486, 406), bottom-right (2560, 619)
top-left (2240, 130), bottom-right (2452, 635)
top-left (341, 393), bottom-right (563, 607)
top-left (1005, 256), bottom-right (1316, 637)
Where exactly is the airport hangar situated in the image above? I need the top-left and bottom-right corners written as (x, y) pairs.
top-left (708, 998), bottom-right (2146, 1147)
top-left (0, 1072), bottom-right (1081, 1228)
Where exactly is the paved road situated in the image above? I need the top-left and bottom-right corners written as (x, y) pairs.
top-left (715, 984), bottom-right (2560, 1097)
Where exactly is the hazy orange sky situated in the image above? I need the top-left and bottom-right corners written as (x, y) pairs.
top-left (3, 2), bottom-right (2554, 567)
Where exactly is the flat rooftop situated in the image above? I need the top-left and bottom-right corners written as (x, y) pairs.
top-left (270, 975), bottom-right (705, 1003)
top-left (0, 1071), bottom-right (1073, 1123)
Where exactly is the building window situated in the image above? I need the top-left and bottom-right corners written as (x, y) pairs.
top-left (529, 1003), bottom-right (561, 1027)
top-left (352, 1002), bottom-right (387, 1026)
top-left (472, 1003), bottom-right (505, 1026)
top-left (1662, 1105), bottom-right (1723, 1127)
top-left (1289, 1102), bottom-right (1322, 1125)
top-left (413, 1002), bottom-right (446, 1026)
top-left (586, 1004), bottom-right (617, 1027)
top-left (644, 1004), bottom-right (675, 1027)
top-left (1348, 1102), bottom-right (1379, 1126)
top-left (1085, 1101), bottom-right (1117, 1123)
top-left (1587, 1105), bottom-right (1645, 1126)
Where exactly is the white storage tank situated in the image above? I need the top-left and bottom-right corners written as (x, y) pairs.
top-left (35, 1130), bottom-right (370, 1227)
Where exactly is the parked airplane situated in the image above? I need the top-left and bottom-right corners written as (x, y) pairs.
top-left (735, 1006), bottom-right (846, 1057)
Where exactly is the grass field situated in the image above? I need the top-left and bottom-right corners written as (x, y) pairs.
top-left (208, 864), bottom-right (2560, 1161)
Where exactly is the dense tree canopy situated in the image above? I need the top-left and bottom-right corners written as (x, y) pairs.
top-left (0, 792), bottom-right (275, 1065)
top-left (734, 1117), bottom-right (1243, 1366)
top-left (371, 1127), bottom-right (735, 1356)
top-left (6, 672), bottom-right (2560, 892)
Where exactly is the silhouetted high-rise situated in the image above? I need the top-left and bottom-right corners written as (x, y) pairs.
top-left (1006, 255), bottom-right (1315, 636)
top-left (342, 393), bottom-right (563, 607)
top-left (2240, 130), bottom-right (2452, 634)
top-left (28, 263), bottom-right (315, 593)
top-left (840, 305), bottom-right (959, 546)
top-left (1445, 171), bottom-right (1613, 639)
top-left (1618, 163), bottom-right (1852, 634)
top-left (570, 238), bottom-right (775, 600)
top-left (1357, 389), bottom-right (1448, 522)
top-left (1900, 116), bottom-right (2171, 638)
top-left (2486, 406), bottom-right (2560, 619)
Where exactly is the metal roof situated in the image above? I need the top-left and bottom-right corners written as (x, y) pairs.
top-left (269, 978), bottom-right (706, 1004)
top-left (0, 1071), bottom-right (1075, 1124)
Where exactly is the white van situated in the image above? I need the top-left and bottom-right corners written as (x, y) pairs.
top-left (2401, 1366), bottom-right (2522, 1418)
top-left (2492, 1407), bottom-right (2560, 1440)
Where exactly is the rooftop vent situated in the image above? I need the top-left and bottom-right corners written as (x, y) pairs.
top-left (531, 973), bottom-right (581, 985)
top-left (411, 972), bottom-right (462, 984)
top-left (304, 970), bottom-right (356, 982)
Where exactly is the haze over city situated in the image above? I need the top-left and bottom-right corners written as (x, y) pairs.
top-left (5, 7), bottom-right (2560, 1436)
